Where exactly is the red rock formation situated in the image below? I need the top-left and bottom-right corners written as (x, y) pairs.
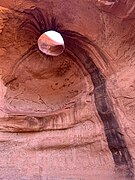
top-left (0, 0), bottom-right (135, 179)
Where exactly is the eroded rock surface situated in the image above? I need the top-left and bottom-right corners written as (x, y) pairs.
top-left (0, 0), bottom-right (135, 179)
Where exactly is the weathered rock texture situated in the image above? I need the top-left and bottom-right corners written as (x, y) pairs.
top-left (0, 0), bottom-right (135, 179)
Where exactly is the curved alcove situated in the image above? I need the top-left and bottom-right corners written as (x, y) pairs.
top-left (4, 54), bottom-right (90, 115)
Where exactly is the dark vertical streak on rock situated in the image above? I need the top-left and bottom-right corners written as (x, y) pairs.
top-left (63, 34), bottom-right (134, 177)
top-left (84, 57), bottom-right (134, 178)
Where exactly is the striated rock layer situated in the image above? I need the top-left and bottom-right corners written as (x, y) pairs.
top-left (0, 0), bottom-right (135, 179)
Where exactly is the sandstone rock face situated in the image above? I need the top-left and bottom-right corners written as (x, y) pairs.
top-left (0, 0), bottom-right (135, 179)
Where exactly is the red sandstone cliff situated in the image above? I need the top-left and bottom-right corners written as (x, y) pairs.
top-left (0, 0), bottom-right (135, 179)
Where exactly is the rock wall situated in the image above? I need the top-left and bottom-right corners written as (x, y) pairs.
top-left (0, 0), bottom-right (135, 179)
